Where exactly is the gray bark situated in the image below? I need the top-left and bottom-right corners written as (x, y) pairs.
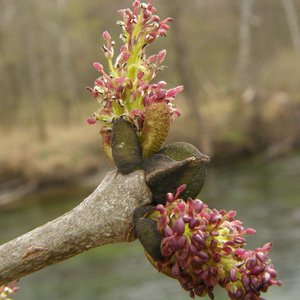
top-left (0, 170), bottom-right (152, 286)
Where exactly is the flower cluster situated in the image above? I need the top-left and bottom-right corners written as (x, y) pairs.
top-left (0, 282), bottom-right (18, 300)
top-left (87, 0), bottom-right (183, 152)
top-left (147, 185), bottom-right (282, 300)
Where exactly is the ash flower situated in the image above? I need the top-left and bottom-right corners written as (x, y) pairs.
top-left (87, 0), bottom-right (183, 159)
top-left (147, 185), bottom-right (282, 300)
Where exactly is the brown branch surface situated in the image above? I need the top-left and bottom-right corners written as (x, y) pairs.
top-left (0, 170), bottom-right (152, 286)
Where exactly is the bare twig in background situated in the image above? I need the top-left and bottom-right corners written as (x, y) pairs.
top-left (164, 0), bottom-right (202, 146)
top-left (236, 0), bottom-right (254, 90)
top-left (56, 0), bottom-right (78, 122)
top-left (24, 0), bottom-right (47, 140)
top-left (282, 0), bottom-right (300, 56)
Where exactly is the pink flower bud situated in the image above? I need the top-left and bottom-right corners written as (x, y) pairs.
top-left (160, 24), bottom-right (170, 31)
top-left (172, 218), bottom-right (185, 236)
top-left (166, 192), bottom-right (174, 203)
top-left (263, 241), bottom-right (272, 251)
top-left (177, 235), bottom-right (187, 249)
top-left (148, 1), bottom-right (156, 13)
top-left (192, 199), bottom-right (204, 213)
top-left (143, 9), bottom-right (150, 19)
top-left (159, 29), bottom-right (167, 36)
top-left (147, 54), bottom-right (157, 64)
top-left (157, 49), bottom-right (167, 63)
top-left (93, 62), bottom-right (104, 73)
top-left (156, 89), bottom-right (166, 100)
top-left (174, 85), bottom-right (184, 93)
top-left (133, 0), bottom-right (140, 14)
top-left (150, 15), bottom-right (160, 23)
top-left (174, 184), bottom-right (186, 199)
top-left (244, 228), bottom-right (256, 235)
top-left (86, 117), bottom-right (97, 125)
top-left (122, 51), bottom-right (131, 61)
top-left (235, 248), bottom-right (246, 257)
top-left (137, 71), bottom-right (144, 80)
top-left (156, 204), bottom-right (165, 214)
top-left (166, 86), bottom-right (184, 98)
top-left (162, 17), bottom-right (173, 24)
top-left (172, 263), bottom-right (180, 276)
top-left (95, 78), bottom-right (104, 87)
top-left (157, 81), bottom-right (167, 88)
top-left (114, 77), bottom-right (126, 84)
top-left (138, 83), bottom-right (149, 91)
top-left (228, 210), bottom-right (236, 219)
top-left (230, 269), bottom-right (238, 282)
top-left (164, 225), bottom-right (173, 237)
top-left (266, 267), bottom-right (278, 278)
top-left (256, 251), bottom-right (266, 262)
top-left (103, 31), bottom-right (111, 41)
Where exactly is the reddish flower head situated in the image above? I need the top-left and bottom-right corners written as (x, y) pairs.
top-left (86, 1), bottom-right (183, 159)
top-left (147, 185), bottom-right (282, 300)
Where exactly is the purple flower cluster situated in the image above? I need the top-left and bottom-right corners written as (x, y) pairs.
top-left (148, 185), bottom-right (282, 300)
top-left (87, 0), bottom-right (182, 146)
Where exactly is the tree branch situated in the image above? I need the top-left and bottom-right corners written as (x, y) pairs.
top-left (0, 169), bottom-right (152, 286)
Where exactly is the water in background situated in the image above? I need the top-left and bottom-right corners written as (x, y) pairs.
top-left (1, 154), bottom-right (299, 300)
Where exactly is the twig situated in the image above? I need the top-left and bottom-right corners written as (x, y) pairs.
top-left (0, 169), bottom-right (151, 285)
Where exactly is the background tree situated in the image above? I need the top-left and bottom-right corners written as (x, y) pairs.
top-left (282, 0), bottom-right (300, 56)
top-left (235, 0), bottom-right (254, 90)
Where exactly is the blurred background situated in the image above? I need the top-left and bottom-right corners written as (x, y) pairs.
top-left (0, 0), bottom-right (299, 299)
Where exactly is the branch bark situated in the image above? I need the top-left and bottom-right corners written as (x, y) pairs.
top-left (0, 169), bottom-right (152, 286)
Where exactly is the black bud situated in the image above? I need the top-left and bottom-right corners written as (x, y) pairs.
top-left (134, 218), bottom-right (163, 261)
top-left (111, 118), bottom-right (142, 174)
